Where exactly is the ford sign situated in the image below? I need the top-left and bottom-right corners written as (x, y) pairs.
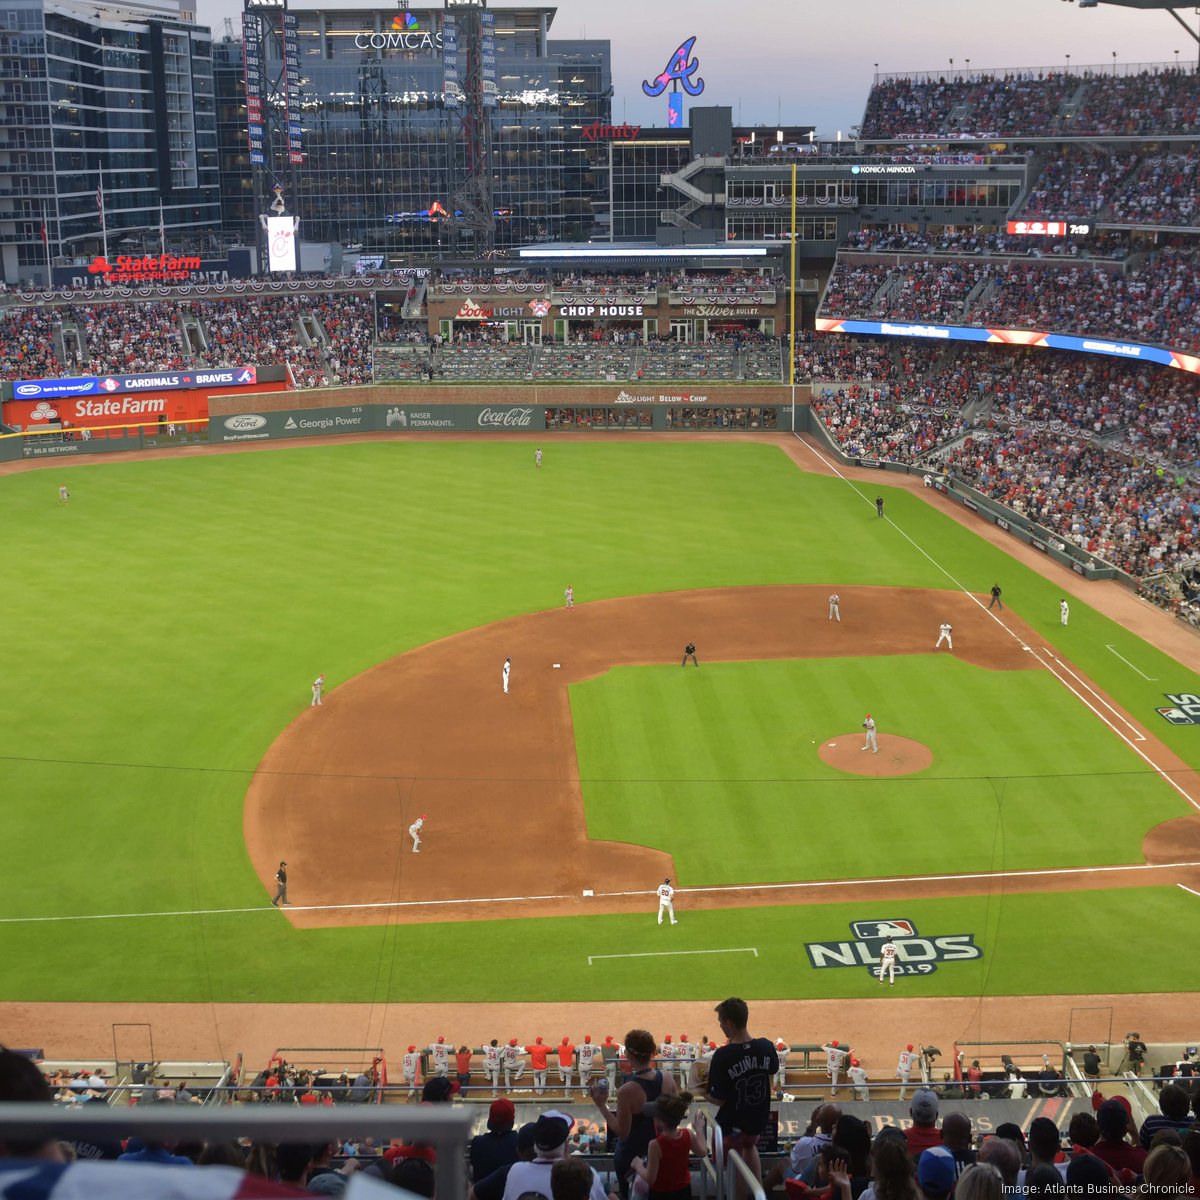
top-left (223, 414), bottom-right (267, 431)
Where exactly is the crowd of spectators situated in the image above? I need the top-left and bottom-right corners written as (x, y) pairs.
top-left (0, 307), bottom-right (65, 379)
top-left (813, 383), bottom-right (968, 463)
top-left (842, 227), bottom-right (1131, 259)
top-left (820, 244), bottom-right (1200, 353)
top-left (1019, 145), bottom-right (1141, 221)
top-left (861, 65), bottom-right (1200, 139)
top-left (1108, 149), bottom-right (1200, 228)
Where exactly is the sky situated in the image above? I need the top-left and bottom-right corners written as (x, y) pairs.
top-left (195, 0), bottom-right (1198, 138)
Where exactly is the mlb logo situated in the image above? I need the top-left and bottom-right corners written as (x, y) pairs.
top-left (1157, 707), bottom-right (1198, 726)
top-left (850, 919), bottom-right (916, 939)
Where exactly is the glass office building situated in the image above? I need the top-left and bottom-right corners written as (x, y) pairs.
top-left (214, 6), bottom-right (611, 254)
top-left (0, 0), bottom-right (220, 284)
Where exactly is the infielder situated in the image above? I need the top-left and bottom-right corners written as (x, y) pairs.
top-left (848, 1057), bottom-right (869, 1101)
top-left (428, 1036), bottom-right (450, 1077)
top-left (775, 1039), bottom-right (790, 1092)
top-left (535, 447), bottom-right (542, 468)
top-left (311, 673), bottom-right (325, 706)
top-left (896, 1043), bottom-right (915, 1100)
top-left (862, 713), bottom-right (878, 753)
top-left (409, 815), bottom-right (425, 853)
top-left (1060, 598), bottom-right (1069, 626)
top-left (401, 1045), bottom-right (421, 1098)
top-left (565, 585), bottom-right (574, 610)
top-left (482, 1039), bottom-right (502, 1095)
top-left (657, 877), bottom-right (678, 925)
top-left (502, 656), bottom-right (511, 694)
top-left (935, 622), bottom-right (953, 650)
top-left (822, 1041), bottom-right (848, 1097)
top-left (502, 1038), bottom-right (525, 1090)
top-left (828, 593), bottom-right (841, 621)
top-left (877, 940), bottom-right (898, 985)
top-left (576, 1035), bottom-right (598, 1093)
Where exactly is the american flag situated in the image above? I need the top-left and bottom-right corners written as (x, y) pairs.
top-left (95, 183), bottom-right (103, 216)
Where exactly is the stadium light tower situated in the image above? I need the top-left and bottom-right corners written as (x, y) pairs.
top-left (1064, 0), bottom-right (1200, 65)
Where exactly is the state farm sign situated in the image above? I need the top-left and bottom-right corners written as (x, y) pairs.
top-left (86, 253), bottom-right (202, 283)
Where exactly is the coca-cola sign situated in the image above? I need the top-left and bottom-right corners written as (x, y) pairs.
top-left (477, 407), bottom-right (533, 428)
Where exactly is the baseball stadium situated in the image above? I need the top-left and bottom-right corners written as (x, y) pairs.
top-left (2, 2), bottom-right (1200, 1194)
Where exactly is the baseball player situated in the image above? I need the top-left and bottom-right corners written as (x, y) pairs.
top-left (862, 713), bottom-right (878, 753)
top-left (401, 1045), bottom-right (421, 1098)
top-left (576, 1035), bottom-right (598, 1093)
top-left (935, 622), bottom-right (953, 650)
top-left (482, 1039), bottom-right (502, 1095)
top-left (675, 1035), bottom-right (694, 1089)
top-left (877, 940), bottom-right (898, 986)
top-left (535, 447), bottom-right (543, 468)
top-left (682, 642), bottom-right (698, 667)
top-left (502, 656), bottom-right (511, 694)
top-left (896, 1043), bottom-right (916, 1100)
top-left (601, 1035), bottom-right (620, 1088)
top-left (656, 877), bottom-right (677, 925)
top-left (502, 1038), bottom-right (525, 1090)
top-left (774, 1039), bottom-right (790, 1093)
top-left (408, 815), bottom-right (425, 853)
top-left (660, 1035), bottom-right (677, 1079)
top-left (822, 1040), bottom-right (848, 1097)
top-left (428, 1036), bottom-right (450, 1077)
top-left (58, 484), bottom-right (70, 504)
top-left (526, 1036), bottom-right (550, 1095)
top-left (311, 673), bottom-right (324, 706)
top-left (564, 585), bottom-right (574, 610)
top-left (848, 1057), bottom-right (869, 1101)
top-left (556, 1036), bottom-right (575, 1095)
top-left (1060, 598), bottom-right (1069, 626)
top-left (875, 495), bottom-right (884, 518)
top-left (828, 593), bottom-right (841, 621)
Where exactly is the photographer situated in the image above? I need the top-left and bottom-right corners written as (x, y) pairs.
top-left (1124, 1033), bottom-right (1147, 1076)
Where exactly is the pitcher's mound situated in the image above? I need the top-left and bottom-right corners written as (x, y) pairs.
top-left (819, 734), bottom-right (933, 777)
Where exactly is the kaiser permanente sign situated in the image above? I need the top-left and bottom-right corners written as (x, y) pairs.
top-left (10, 367), bottom-right (258, 401)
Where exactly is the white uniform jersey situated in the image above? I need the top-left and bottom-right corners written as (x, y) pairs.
top-left (826, 1046), bottom-right (847, 1072)
top-left (657, 883), bottom-right (674, 904)
top-left (659, 1042), bottom-right (677, 1066)
top-left (848, 1065), bottom-right (868, 1087)
top-left (577, 1043), bottom-right (598, 1071)
top-left (402, 1051), bottom-right (420, 1079)
top-left (501, 1044), bottom-right (522, 1068)
top-left (880, 942), bottom-right (897, 963)
top-left (484, 1045), bottom-right (502, 1070)
top-left (676, 1042), bottom-right (695, 1067)
top-left (939, 624), bottom-right (952, 638)
top-left (897, 1050), bottom-right (914, 1075)
top-left (429, 1043), bottom-right (449, 1072)
top-left (408, 820), bottom-right (423, 838)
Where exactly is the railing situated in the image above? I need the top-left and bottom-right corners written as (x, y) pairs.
top-left (872, 60), bottom-right (1194, 86)
top-left (726, 1148), bottom-right (767, 1200)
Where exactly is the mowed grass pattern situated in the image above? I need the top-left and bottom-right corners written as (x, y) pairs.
top-left (0, 439), bottom-right (1197, 1001)
top-left (570, 656), bottom-right (1190, 882)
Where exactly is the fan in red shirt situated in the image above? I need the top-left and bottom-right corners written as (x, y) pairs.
top-left (632, 1090), bottom-right (707, 1200)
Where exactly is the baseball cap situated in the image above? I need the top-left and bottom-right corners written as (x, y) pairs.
top-left (517, 1123), bottom-right (539, 1155)
top-left (407, 1045), bottom-right (416, 1053)
top-left (488, 1097), bottom-right (516, 1129)
top-left (917, 1147), bottom-right (956, 1197)
top-left (680, 1034), bottom-right (688, 1043)
top-left (831, 1040), bottom-right (839, 1048)
top-left (421, 1076), bottom-right (453, 1103)
top-left (509, 1038), bottom-right (518, 1046)
top-left (777, 1039), bottom-right (787, 1049)
top-left (851, 1057), bottom-right (861, 1067)
top-left (994, 1122), bottom-right (1026, 1147)
top-left (907, 1044), bottom-right (914, 1051)
top-left (910, 1089), bottom-right (939, 1122)
top-left (533, 1110), bottom-right (573, 1151)
top-left (437, 1036), bottom-right (445, 1044)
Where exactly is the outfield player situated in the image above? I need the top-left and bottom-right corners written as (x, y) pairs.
top-left (862, 714), bottom-right (878, 753)
top-left (877, 940), bottom-right (898, 986)
top-left (502, 1038), bottom-right (525, 1090)
top-left (401, 1045), bottom-right (421, 1098)
top-left (1060, 598), bottom-right (1069, 626)
top-left (502, 656), bottom-right (511, 694)
top-left (822, 1041), bottom-right (848, 1097)
top-left (483, 1039), bottom-right (502, 1096)
top-left (535, 447), bottom-right (543, 468)
top-left (311, 673), bottom-right (325, 706)
top-left (657, 877), bottom-right (678, 925)
top-left (828, 593), bottom-right (841, 621)
top-left (935, 622), bottom-right (953, 650)
top-left (58, 484), bottom-right (70, 505)
top-left (428, 1036), bottom-right (450, 1077)
top-left (896, 1043), bottom-right (916, 1100)
top-left (565, 585), bottom-right (574, 610)
top-left (774, 1039), bottom-right (790, 1093)
top-left (409, 816), bottom-right (425, 853)
top-left (848, 1057), bottom-right (869, 1101)
top-left (576, 1035), bottom-right (598, 1094)
top-left (557, 1036), bottom-right (576, 1096)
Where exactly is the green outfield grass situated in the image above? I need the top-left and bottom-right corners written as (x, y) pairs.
top-left (1, 440), bottom-right (1197, 1002)
top-left (569, 656), bottom-right (1192, 883)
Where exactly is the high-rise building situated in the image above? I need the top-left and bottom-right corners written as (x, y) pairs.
top-left (0, 0), bottom-right (221, 284)
top-left (213, 5), bottom-right (611, 255)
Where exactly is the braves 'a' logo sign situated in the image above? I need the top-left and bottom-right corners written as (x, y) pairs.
top-left (642, 36), bottom-right (705, 97)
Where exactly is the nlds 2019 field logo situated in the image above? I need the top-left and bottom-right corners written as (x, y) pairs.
top-left (805, 918), bottom-right (983, 977)
top-left (1157, 693), bottom-right (1200, 726)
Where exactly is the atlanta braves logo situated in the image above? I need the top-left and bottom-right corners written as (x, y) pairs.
top-left (641, 36), bottom-right (705, 98)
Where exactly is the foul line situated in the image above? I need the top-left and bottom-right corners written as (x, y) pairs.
top-left (1178, 884), bottom-right (1200, 899)
top-left (790, 435), bottom-right (1198, 814)
top-left (588, 948), bottom-right (758, 966)
top-left (1106, 644), bottom-right (1158, 682)
top-left (5, 861), bottom-right (1200, 925)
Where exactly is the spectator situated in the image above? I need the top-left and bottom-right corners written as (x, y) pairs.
top-left (1140, 1084), bottom-right (1194, 1148)
top-left (1089, 1099), bottom-right (1146, 1174)
top-left (501, 1112), bottom-right (608, 1200)
top-left (552, 1157), bottom-right (605, 1200)
top-left (916, 1147), bottom-right (956, 1200)
top-left (470, 1122), bottom-right (538, 1200)
top-left (976, 1137), bottom-right (1020, 1189)
top-left (1141, 1143), bottom-right (1192, 1194)
top-left (867, 1135), bottom-right (920, 1200)
top-left (904, 1091), bottom-right (942, 1157)
top-left (1017, 1119), bottom-right (1066, 1185)
top-left (471, 1098), bottom-right (520, 1180)
top-left (0, 1048), bottom-right (66, 1162)
top-left (939, 1113), bottom-right (976, 1173)
top-left (952, 1162), bottom-right (1003, 1200)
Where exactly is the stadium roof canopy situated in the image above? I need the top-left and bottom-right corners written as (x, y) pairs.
top-left (1073, 0), bottom-right (1200, 53)
top-left (515, 242), bottom-right (783, 267)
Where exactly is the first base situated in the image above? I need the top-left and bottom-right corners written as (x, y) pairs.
top-left (553, 663), bottom-right (561, 668)
top-left (582, 889), bottom-right (594, 897)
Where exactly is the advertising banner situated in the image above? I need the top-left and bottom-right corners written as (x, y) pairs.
top-left (50, 256), bottom-right (240, 289)
top-left (282, 11), bottom-right (304, 164)
top-left (242, 12), bottom-right (266, 166)
top-left (12, 367), bottom-right (259, 400)
top-left (266, 216), bottom-right (298, 273)
top-left (480, 10), bottom-right (496, 107)
top-left (442, 14), bottom-right (460, 106)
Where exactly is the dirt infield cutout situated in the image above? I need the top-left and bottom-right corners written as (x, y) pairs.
top-left (819, 734), bottom-right (934, 776)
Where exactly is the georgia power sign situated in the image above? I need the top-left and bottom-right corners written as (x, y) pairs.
top-left (805, 918), bottom-right (983, 978)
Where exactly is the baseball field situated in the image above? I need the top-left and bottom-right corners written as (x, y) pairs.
top-left (2, 435), bottom-right (1199, 1012)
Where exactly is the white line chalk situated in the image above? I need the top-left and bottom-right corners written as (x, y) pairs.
top-left (588, 948), bottom-right (758, 966)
